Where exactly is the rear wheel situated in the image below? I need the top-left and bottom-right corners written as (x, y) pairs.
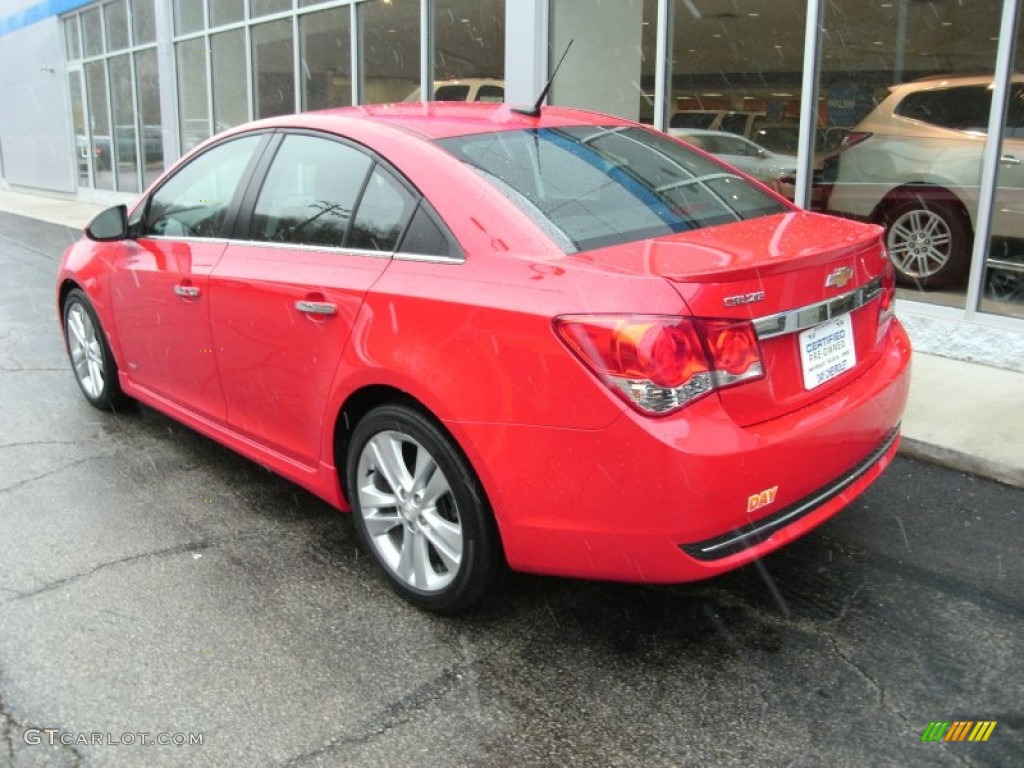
top-left (346, 404), bottom-right (504, 613)
top-left (62, 289), bottom-right (129, 410)
top-left (881, 192), bottom-right (971, 288)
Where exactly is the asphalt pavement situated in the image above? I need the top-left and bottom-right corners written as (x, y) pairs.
top-left (0, 208), bottom-right (1021, 767)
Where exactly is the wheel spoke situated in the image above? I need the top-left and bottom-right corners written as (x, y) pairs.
top-left (411, 448), bottom-right (437, 495)
top-left (395, 528), bottom-right (433, 588)
top-left (421, 509), bottom-right (462, 571)
top-left (358, 481), bottom-right (398, 511)
top-left (369, 433), bottom-right (412, 493)
top-left (362, 507), bottom-right (402, 538)
top-left (68, 310), bottom-right (88, 348)
top-left (420, 464), bottom-right (451, 507)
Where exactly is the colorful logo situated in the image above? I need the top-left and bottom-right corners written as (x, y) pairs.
top-left (921, 721), bottom-right (997, 742)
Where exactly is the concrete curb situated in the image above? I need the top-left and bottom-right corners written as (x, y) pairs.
top-left (899, 438), bottom-right (1023, 489)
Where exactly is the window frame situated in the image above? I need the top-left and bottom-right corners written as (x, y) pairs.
top-left (231, 128), bottom-right (463, 262)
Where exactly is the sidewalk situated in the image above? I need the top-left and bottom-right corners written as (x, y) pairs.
top-left (1, 186), bottom-right (1022, 488)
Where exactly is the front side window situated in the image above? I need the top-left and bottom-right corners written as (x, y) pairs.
top-left (437, 126), bottom-right (786, 252)
top-left (143, 135), bottom-right (262, 238)
top-left (249, 135), bottom-right (372, 247)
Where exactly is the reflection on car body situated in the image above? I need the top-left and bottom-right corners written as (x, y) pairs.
top-left (57, 103), bottom-right (910, 613)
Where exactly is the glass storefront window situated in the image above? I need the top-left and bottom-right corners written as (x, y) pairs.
top-left (108, 54), bottom-right (139, 192)
top-left (177, 37), bottom-right (211, 151)
top-left (252, 0), bottom-right (293, 19)
top-left (212, 29), bottom-right (249, 129)
top-left (982, 32), bottom-right (1024, 319)
top-left (132, 0), bottom-right (156, 45)
top-left (175, 0), bottom-right (205, 35)
top-left (135, 47), bottom-right (163, 188)
top-left (433, 0), bottom-right (505, 102)
top-left (69, 72), bottom-right (88, 186)
top-left (300, 7), bottom-right (352, 110)
top-left (82, 7), bottom-right (104, 57)
top-left (666, 0), bottom-right (807, 203)
top-left (104, 0), bottom-right (129, 52)
top-left (548, 0), bottom-right (650, 121)
top-left (361, 0), bottom-right (419, 103)
top-left (85, 60), bottom-right (112, 189)
top-left (821, 0), bottom-right (1000, 312)
top-left (65, 17), bottom-right (82, 60)
top-left (253, 19), bottom-right (295, 118)
top-left (210, 0), bottom-right (245, 28)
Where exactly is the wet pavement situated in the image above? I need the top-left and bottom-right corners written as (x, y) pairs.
top-left (0, 211), bottom-right (1021, 767)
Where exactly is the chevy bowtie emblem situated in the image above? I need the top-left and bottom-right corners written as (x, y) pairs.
top-left (825, 266), bottom-right (855, 289)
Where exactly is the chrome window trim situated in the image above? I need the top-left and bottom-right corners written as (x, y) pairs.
top-left (142, 235), bottom-right (464, 264)
top-left (393, 251), bottom-right (464, 265)
top-left (222, 238), bottom-right (392, 259)
top-left (753, 276), bottom-right (883, 340)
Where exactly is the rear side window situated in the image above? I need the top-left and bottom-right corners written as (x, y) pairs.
top-left (437, 126), bottom-right (786, 252)
top-left (670, 112), bottom-right (717, 129)
top-left (348, 166), bottom-right (417, 251)
top-left (719, 113), bottom-right (749, 135)
top-left (475, 85), bottom-right (504, 102)
top-left (399, 203), bottom-right (458, 259)
top-left (434, 84), bottom-right (470, 101)
top-left (894, 86), bottom-right (992, 132)
top-left (250, 134), bottom-right (372, 247)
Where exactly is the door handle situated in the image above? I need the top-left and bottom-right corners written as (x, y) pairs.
top-left (295, 300), bottom-right (337, 316)
top-left (1001, 154), bottom-right (1021, 166)
top-left (174, 284), bottom-right (200, 298)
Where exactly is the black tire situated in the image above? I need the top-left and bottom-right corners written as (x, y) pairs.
top-left (346, 404), bottom-right (504, 613)
top-left (62, 289), bottom-right (130, 410)
top-left (880, 192), bottom-right (972, 289)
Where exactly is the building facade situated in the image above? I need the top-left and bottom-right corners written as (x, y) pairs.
top-left (0, 0), bottom-right (1022, 331)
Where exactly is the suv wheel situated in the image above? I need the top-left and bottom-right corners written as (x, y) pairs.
top-left (881, 192), bottom-right (971, 288)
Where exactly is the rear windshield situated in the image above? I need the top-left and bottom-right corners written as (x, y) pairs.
top-left (436, 126), bottom-right (786, 252)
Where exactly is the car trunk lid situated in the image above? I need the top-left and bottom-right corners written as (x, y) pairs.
top-left (571, 212), bottom-right (893, 426)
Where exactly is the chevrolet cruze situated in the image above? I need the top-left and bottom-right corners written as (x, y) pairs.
top-left (58, 103), bottom-right (911, 612)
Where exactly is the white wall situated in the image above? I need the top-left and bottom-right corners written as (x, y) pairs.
top-left (0, 15), bottom-right (76, 193)
top-left (549, 0), bottom-right (644, 120)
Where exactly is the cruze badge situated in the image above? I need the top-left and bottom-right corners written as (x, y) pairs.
top-left (724, 290), bottom-right (766, 307)
top-left (825, 267), bottom-right (855, 289)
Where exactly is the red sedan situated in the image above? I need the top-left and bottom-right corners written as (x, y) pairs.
top-left (58, 103), bottom-right (910, 612)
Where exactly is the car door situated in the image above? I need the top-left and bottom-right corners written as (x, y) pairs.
top-left (209, 132), bottom-right (418, 467)
top-left (110, 133), bottom-right (266, 421)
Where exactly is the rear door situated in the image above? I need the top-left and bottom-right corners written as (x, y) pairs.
top-left (209, 132), bottom-right (418, 467)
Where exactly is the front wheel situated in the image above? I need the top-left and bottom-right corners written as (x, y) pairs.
top-left (62, 289), bottom-right (130, 410)
top-left (881, 194), bottom-right (971, 288)
top-left (346, 404), bottom-right (504, 613)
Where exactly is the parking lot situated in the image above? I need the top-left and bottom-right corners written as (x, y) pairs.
top-left (0, 211), bottom-right (1021, 767)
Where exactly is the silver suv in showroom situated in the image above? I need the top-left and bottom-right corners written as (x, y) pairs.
top-left (828, 75), bottom-right (1023, 287)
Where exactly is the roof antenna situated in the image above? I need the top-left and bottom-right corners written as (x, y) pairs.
top-left (512, 40), bottom-right (574, 118)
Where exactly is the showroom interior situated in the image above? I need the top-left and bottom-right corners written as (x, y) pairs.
top-left (0, 0), bottom-right (1021, 328)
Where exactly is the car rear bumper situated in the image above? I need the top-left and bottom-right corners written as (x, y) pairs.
top-left (447, 318), bottom-right (912, 583)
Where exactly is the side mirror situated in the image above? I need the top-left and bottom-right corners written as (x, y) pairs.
top-left (85, 204), bottom-right (128, 242)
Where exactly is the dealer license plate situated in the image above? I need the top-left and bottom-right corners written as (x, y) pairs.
top-left (799, 314), bottom-right (856, 390)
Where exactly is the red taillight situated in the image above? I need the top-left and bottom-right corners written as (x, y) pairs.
top-left (554, 315), bottom-right (764, 415)
top-left (701, 320), bottom-right (762, 380)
